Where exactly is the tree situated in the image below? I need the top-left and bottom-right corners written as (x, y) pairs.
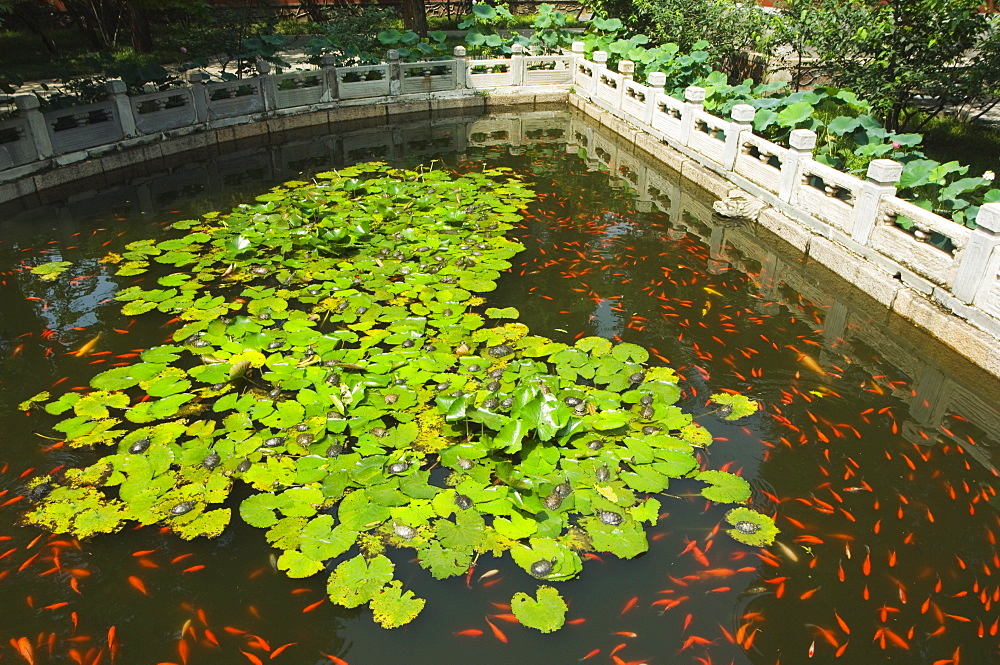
top-left (777, 0), bottom-right (1000, 131)
top-left (400, 0), bottom-right (429, 37)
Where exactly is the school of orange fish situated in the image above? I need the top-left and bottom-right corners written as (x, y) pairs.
top-left (0, 145), bottom-right (997, 665)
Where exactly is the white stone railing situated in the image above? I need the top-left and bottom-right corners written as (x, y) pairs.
top-left (567, 47), bottom-right (1000, 341)
top-left (2, 42), bottom-right (1000, 344)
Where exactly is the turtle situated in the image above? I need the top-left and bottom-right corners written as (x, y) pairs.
top-left (596, 465), bottom-right (611, 482)
top-left (128, 437), bottom-right (151, 454)
top-left (487, 344), bottom-right (515, 358)
top-left (262, 436), bottom-right (286, 448)
top-left (564, 396), bottom-right (583, 407)
top-left (170, 501), bottom-right (196, 516)
top-left (597, 509), bottom-right (623, 526)
top-left (384, 393), bottom-right (399, 405)
top-left (481, 397), bottom-right (500, 410)
top-left (326, 443), bottom-right (344, 457)
top-left (202, 452), bottom-right (221, 470)
top-left (554, 481), bottom-right (573, 498)
top-left (456, 457), bottom-right (475, 471)
top-left (387, 461), bottom-right (409, 474)
top-left (639, 404), bottom-right (656, 419)
top-left (717, 404), bottom-right (734, 418)
top-left (393, 524), bottom-right (417, 540)
top-left (640, 394), bottom-right (654, 406)
top-left (236, 459), bottom-right (252, 473)
top-left (454, 494), bottom-right (474, 510)
top-left (529, 558), bottom-right (555, 578)
top-left (628, 371), bottom-right (646, 384)
top-left (734, 520), bottom-right (759, 535)
top-left (295, 432), bottom-right (314, 445)
top-left (542, 492), bottom-right (563, 510)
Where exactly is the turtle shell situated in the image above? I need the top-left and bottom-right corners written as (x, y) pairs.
top-left (597, 509), bottom-right (623, 526)
top-left (128, 437), bottom-right (151, 454)
top-left (170, 501), bottom-right (195, 516)
top-left (734, 520), bottom-right (759, 535)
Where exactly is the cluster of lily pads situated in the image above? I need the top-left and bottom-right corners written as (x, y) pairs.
top-left (22, 163), bottom-right (776, 631)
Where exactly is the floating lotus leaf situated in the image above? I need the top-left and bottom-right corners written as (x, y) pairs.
top-left (30, 261), bottom-right (73, 281)
top-left (696, 469), bottom-right (752, 504)
top-left (22, 162), bottom-right (766, 632)
top-left (709, 392), bottom-right (759, 420)
top-left (511, 586), bottom-right (567, 633)
top-left (724, 506), bottom-right (780, 546)
top-left (371, 581), bottom-right (426, 629)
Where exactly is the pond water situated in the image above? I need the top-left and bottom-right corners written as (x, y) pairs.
top-left (1, 108), bottom-right (998, 665)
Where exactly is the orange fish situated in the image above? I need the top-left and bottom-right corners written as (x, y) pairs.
top-left (127, 576), bottom-right (148, 595)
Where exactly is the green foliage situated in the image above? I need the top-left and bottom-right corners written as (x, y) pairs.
top-left (775, 0), bottom-right (1000, 132)
top-left (583, 0), bottom-right (774, 74)
top-left (24, 162), bottom-right (772, 630)
top-left (511, 586), bottom-right (568, 632)
top-left (458, 2), bottom-right (528, 56)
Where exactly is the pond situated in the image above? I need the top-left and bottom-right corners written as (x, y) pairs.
top-left (1, 108), bottom-right (998, 665)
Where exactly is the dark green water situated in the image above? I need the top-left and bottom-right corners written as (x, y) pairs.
top-left (0, 109), bottom-right (997, 665)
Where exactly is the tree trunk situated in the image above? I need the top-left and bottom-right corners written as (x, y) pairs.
top-left (126, 2), bottom-right (153, 53)
top-left (401, 0), bottom-right (429, 37)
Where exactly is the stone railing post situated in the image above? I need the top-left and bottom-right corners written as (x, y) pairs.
top-left (850, 159), bottom-right (902, 244)
top-left (320, 54), bottom-right (339, 102)
top-left (778, 128), bottom-right (816, 203)
top-left (453, 46), bottom-right (468, 89)
top-left (187, 71), bottom-right (210, 123)
top-left (387, 50), bottom-right (402, 96)
top-left (260, 72), bottom-right (278, 113)
top-left (953, 203), bottom-right (1000, 304)
top-left (591, 51), bottom-right (608, 98)
top-left (570, 41), bottom-right (585, 90)
top-left (13, 94), bottom-right (54, 159)
top-left (511, 43), bottom-right (525, 86)
top-left (106, 79), bottom-right (137, 138)
top-left (723, 103), bottom-right (754, 172)
top-left (644, 72), bottom-right (665, 126)
top-left (618, 60), bottom-right (634, 81)
top-left (679, 85), bottom-right (705, 145)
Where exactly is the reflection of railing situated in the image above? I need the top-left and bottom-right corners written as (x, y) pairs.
top-left (538, 112), bottom-right (997, 473)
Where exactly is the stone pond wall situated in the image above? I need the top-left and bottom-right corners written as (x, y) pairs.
top-left (1, 44), bottom-right (999, 376)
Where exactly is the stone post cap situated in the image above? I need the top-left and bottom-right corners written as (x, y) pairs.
top-left (187, 70), bottom-right (210, 83)
top-left (618, 60), bottom-right (635, 75)
top-left (684, 86), bottom-right (706, 103)
top-left (387, 49), bottom-right (400, 61)
top-left (866, 158), bottom-right (903, 185)
top-left (320, 54), bottom-right (338, 66)
top-left (789, 128), bottom-right (817, 151)
top-left (254, 59), bottom-right (271, 75)
top-left (14, 93), bottom-right (40, 110)
top-left (593, 50), bottom-right (608, 63)
top-left (105, 79), bottom-right (128, 95)
top-left (975, 202), bottom-right (1000, 233)
top-left (453, 45), bottom-right (467, 57)
top-left (731, 103), bottom-right (755, 123)
top-left (572, 41), bottom-right (586, 53)
top-left (511, 43), bottom-right (525, 54)
top-left (646, 72), bottom-right (666, 87)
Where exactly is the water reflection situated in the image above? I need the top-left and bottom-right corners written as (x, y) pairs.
top-left (0, 106), bottom-right (997, 665)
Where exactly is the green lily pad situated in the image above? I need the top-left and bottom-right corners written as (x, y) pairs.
top-left (511, 586), bottom-right (567, 633)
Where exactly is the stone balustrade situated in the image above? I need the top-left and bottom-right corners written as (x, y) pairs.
top-left (2, 44), bottom-right (1000, 352)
